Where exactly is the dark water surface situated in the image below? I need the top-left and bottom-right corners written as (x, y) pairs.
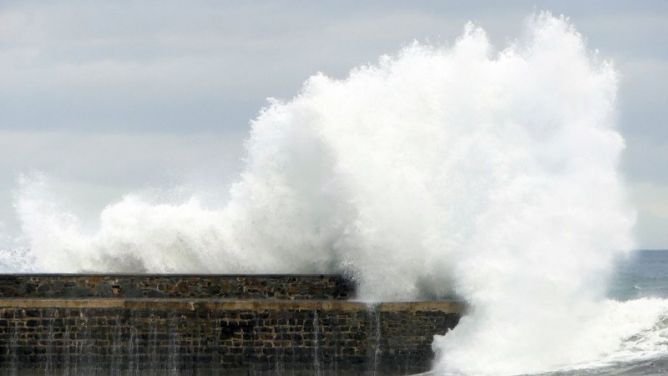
top-left (608, 250), bottom-right (668, 301)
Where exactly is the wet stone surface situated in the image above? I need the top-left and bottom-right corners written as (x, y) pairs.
top-left (0, 275), bottom-right (355, 300)
top-left (0, 304), bottom-right (460, 375)
top-left (0, 275), bottom-right (462, 375)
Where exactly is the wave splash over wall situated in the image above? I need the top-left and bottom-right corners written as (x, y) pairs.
top-left (7, 12), bottom-right (663, 375)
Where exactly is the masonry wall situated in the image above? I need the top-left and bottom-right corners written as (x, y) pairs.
top-left (0, 275), bottom-right (354, 300)
top-left (0, 276), bottom-right (464, 375)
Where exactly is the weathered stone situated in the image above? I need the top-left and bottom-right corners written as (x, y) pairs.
top-left (0, 275), bottom-right (355, 300)
top-left (0, 275), bottom-right (464, 375)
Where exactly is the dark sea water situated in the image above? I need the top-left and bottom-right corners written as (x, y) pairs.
top-left (608, 250), bottom-right (668, 301)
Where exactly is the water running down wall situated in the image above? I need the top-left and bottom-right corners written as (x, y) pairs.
top-left (0, 275), bottom-right (464, 375)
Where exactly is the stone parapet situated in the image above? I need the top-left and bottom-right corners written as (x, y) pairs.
top-left (0, 274), bottom-right (355, 300)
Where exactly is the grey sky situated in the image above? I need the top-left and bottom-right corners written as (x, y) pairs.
top-left (0, 1), bottom-right (666, 248)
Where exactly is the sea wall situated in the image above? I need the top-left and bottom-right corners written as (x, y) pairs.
top-left (0, 275), bottom-right (354, 300)
top-left (0, 276), bottom-right (463, 375)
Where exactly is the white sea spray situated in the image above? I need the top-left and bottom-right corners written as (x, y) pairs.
top-left (9, 12), bottom-right (666, 375)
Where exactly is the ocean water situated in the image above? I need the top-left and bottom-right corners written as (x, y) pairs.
top-left (418, 252), bottom-right (668, 376)
top-left (537, 251), bottom-right (668, 376)
top-left (608, 250), bottom-right (668, 301)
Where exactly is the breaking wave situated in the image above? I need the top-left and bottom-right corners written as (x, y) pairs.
top-left (5, 12), bottom-right (663, 375)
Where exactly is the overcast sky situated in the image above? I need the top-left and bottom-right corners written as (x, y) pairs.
top-left (0, 1), bottom-right (666, 248)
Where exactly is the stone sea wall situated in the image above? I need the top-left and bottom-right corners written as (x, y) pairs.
top-left (0, 276), bottom-right (464, 375)
top-left (0, 275), bottom-right (354, 300)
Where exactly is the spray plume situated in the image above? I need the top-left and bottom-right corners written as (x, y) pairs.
top-left (11, 12), bottom-right (661, 375)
